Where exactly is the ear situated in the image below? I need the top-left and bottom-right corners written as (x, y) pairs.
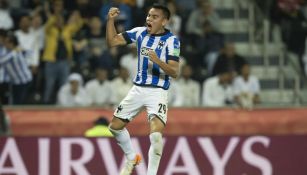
top-left (162, 18), bottom-right (168, 27)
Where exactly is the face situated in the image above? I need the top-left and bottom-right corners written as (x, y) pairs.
top-left (182, 65), bottom-right (192, 79)
top-left (201, 2), bottom-right (212, 15)
top-left (146, 8), bottom-right (168, 34)
top-left (70, 81), bottom-right (79, 95)
top-left (19, 16), bottom-right (31, 31)
top-left (96, 69), bottom-right (108, 81)
top-left (220, 71), bottom-right (234, 84)
top-left (224, 43), bottom-right (235, 58)
top-left (53, 0), bottom-right (64, 14)
top-left (167, 2), bottom-right (176, 15)
top-left (241, 64), bottom-right (250, 77)
top-left (32, 15), bottom-right (42, 28)
top-left (90, 17), bottom-right (102, 30)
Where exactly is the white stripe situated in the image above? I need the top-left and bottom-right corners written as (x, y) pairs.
top-left (166, 36), bottom-right (176, 56)
top-left (135, 27), bottom-right (146, 41)
top-left (6, 63), bottom-right (20, 84)
top-left (146, 37), bottom-right (161, 85)
top-left (136, 35), bottom-right (150, 84)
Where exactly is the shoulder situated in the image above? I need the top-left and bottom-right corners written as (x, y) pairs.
top-left (204, 76), bottom-right (218, 85)
top-left (234, 76), bottom-right (244, 83)
top-left (126, 27), bottom-right (146, 33)
top-left (85, 80), bottom-right (97, 87)
top-left (249, 75), bottom-right (259, 83)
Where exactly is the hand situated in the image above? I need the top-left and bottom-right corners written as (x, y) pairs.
top-left (148, 50), bottom-right (159, 63)
top-left (108, 7), bottom-right (120, 20)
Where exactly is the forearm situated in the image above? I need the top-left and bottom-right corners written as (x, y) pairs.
top-left (154, 59), bottom-right (178, 78)
top-left (106, 19), bottom-right (118, 47)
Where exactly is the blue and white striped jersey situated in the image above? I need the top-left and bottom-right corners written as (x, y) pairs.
top-left (0, 49), bottom-right (32, 85)
top-left (122, 27), bottom-right (180, 90)
top-left (0, 46), bottom-right (9, 83)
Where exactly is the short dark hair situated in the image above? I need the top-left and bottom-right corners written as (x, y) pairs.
top-left (152, 3), bottom-right (171, 20)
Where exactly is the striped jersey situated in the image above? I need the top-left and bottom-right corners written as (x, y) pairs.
top-left (122, 27), bottom-right (180, 90)
top-left (0, 45), bottom-right (9, 83)
top-left (0, 49), bottom-right (32, 85)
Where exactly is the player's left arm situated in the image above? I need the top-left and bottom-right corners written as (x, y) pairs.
top-left (148, 51), bottom-right (179, 78)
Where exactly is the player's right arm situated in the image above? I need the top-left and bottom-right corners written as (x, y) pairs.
top-left (106, 7), bottom-right (126, 47)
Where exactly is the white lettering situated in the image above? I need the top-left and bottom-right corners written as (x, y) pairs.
top-left (242, 136), bottom-right (272, 175)
top-left (97, 138), bottom-right (147, 175)
top-left (129, 138), bottom-right (147, 174)
top-left (39, 138), bottom-right (50, 175)
top-left (198, 137), bottom-right (239, 175)
top-left (97, 139), bottom-right (121, 174)
top-left (0, 138), bottom-right (29, 175)
top-left (60, 138), bottom-right (94, 175)
top-left (164, 137), bottom-right (201, 175)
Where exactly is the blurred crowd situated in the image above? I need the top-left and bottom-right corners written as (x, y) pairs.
top-left (255, 0), bottom-right (307, 77)
top-left (0, 0), bottom-right (262, 109)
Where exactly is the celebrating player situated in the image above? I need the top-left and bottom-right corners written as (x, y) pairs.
top-left (106, 4), bottom-right (180, 175)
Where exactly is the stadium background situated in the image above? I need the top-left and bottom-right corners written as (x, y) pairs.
top-left (1, 0), bottom-right (307, 174)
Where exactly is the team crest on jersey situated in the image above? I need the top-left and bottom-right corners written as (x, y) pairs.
top-left (157, 41), bottom-right (165, 49)
top-left (141, 47), bottom-right (152, 56)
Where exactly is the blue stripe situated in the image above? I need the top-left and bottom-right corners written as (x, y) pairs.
top-left (127, 31), bottom-right (137, 41)
top-left (151, 34), bottom-right (170, 86)
top-left (135, 30), bottom-right (147, 83)
top-left (18, 52), bottom-right (30, 83)
top-left (163, 75), bottom-right (170, 89)
top-left (141, 35), bottom-right (154, 84)
top-left (3, 51), bottom-right (31, 85)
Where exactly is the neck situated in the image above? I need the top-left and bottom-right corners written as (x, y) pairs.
top-left (153, 28), bottom-right (166, 35)
top-left (243, 75), bottom-right (249, 80)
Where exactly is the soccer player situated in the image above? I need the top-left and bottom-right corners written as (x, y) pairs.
top-left (106, 4), bottom-right (180, 175)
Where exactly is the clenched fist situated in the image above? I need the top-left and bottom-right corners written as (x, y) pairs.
top-left (108, 7), bottom-right (120, 20)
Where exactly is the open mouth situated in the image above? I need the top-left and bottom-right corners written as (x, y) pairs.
top-left (147, 23), bottom-right (152, 30)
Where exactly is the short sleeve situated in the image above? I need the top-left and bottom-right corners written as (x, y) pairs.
top-left (122, 27), bottom-right (145, 44)
top-left (167, 36), bottom-right (180, 62)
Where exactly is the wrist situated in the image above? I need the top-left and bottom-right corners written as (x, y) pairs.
top-left (107, 17), bottom-right (115, 22)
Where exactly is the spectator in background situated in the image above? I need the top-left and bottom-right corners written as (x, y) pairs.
top-left (89, 46), bottom-right (120, 78)
top-left (186, 0), bottom-right (220, 37)
top-left (57, 72), bottom-right (90, 107)
top-left (85, 116), bottom-right (113, 137)
top-left (120, 44), bottom-right (138, 80)
top-left (0, 33), bottom-right (32, 104)
top-left (111, 67), bottom-right (133, 105)
top-left (166, 1), bottom-right (182, 37)
top-left (0, 29), bottom-right (9, 104)
top-left (65, 0), bottom-right (101, 19)
top-left (100, 0), bottom-right (132, 30)
top-left (196, 21), bottom-right (225, 76)
top-left (79, 16), bottom-right (107, 78)
top-left (176, 64), bottom-right (201, 107)
top-left (0, 103), bottom-right (11, 136)
top-left (233, 64), bottom-right (261, 109)
top-left (15, 14), bottom-right (42, 103)
top-left (86, 16), bottom-right (107, 56)
top-left (30, 13), bottom-right (45, 52)
top-left (15, 15), bottom-right (40, 76)
top-left (42, 10), bottom-right (83, 104)
top-left (202, 69), bottom-right (234, 107)
top-left (212, 43), bottom-right (247, 76)
top-left (85, 68), bottom-right (115, 107)
top-left (0, 0), bottom-right (13, 30)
